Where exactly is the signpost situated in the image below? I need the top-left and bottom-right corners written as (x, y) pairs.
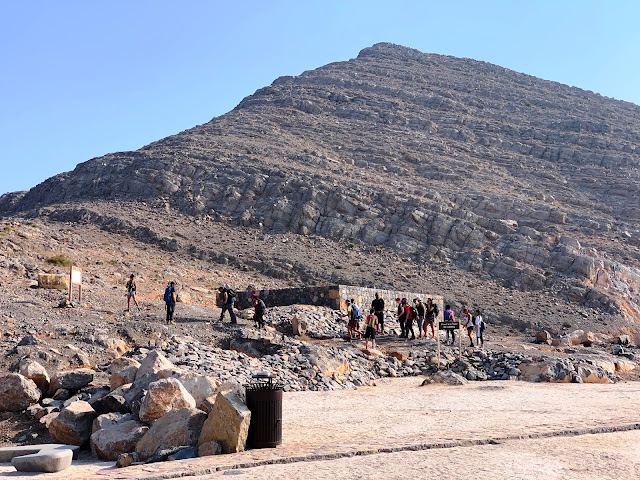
top-left (69, 266), bottom-right (82, 302)
top-left (436, 321), bottom-right (462, 367)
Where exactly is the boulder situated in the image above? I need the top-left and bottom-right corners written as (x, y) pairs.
top-left (616, 335), bottom-right (631, 346)
top-left (198, 440), bottom-right (222, 457)
top-left (108, 357), bottom-right (141, 374)
top-left (125, 351), bottom-right (175, 406)
top-left (116, 452), bottom-right (139, 468)
top-left (138, 378), bottom-right (196, 423)
top-left (198, 392), bottom-right (251, 454)
top-left (535, 330), bottom-right (552, 345)
top-left (37, 273), bottom-right (69, 290)
top-left (49, 369), bottom-right (94, 395)
top-left (136, 408), bottom-right (207, 460)
top-left (49, 400), bottom-right (97, 446)
top-left (0, 373), bottom-right (41, 412)
top-left (39, 411), bottom-right (60, 428)
top-left (615, 359), bottom-right (636, 373)
top-left (110, 365), bottom-right (138, 391)
top-left (422, 370), bottom-right (468, 386)
top-left (291, 314), bottom-right (307, 336)
top-left (300, 344), bottom-right (349, 377)
top-left (157, 368), bottom-right (220, 410)
top-left (91, 393), bottom-right (128, 415)
top-left (389, 351), bottom-right (409, 362)
top-left (575, 365), bottom-right (611, 384)
top-left (92, 412), bottom-right (138, 434)
top-left (91, 419), bottom-right (148, 460)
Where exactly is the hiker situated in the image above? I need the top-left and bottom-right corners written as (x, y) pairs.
top-left (396, 297), bottom-right (405, 337)
top-left (404, 298), bottom-right (416, 340)
top-left (125, 274), bottom-right (139, 311)
top-left (414, 298), bottom-right (425, 339)
top-left (371, 292), bottom-right (385, 334)
top-left (164, 281), bottom-right (177, 325)
top-left (364, 308), bottom-right (378, 349)
top-left (444, 304), bottom-right (456, 344)
top-left (343, 299), bottom-right (362, 341)
top-left (424, 298), bottom-right (437, 338)
top-left (463, 308), bottom-right (475, 347)
top-left (474, 309), bottom-right (485, 348)
top-left (251, 292), bottom-right (266, 328)
top-left (218, 285), bottom-right (237, 324)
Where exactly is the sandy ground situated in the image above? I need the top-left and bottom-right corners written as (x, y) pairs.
top-left (1, 378), bottom-right (639, 479)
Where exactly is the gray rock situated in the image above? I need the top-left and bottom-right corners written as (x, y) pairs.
top-left (91, 419), bottom-right (148, 460)
top-left (49, 400), bottom-right (97, 446)
top-left (136, 408), bottom-right (207, 460)
top-left (0, 373), bottom-right (41, 412)
top-left (0, 444), bottom-right (79, 473)
top-left (49, 369), bottom-right (94, 395)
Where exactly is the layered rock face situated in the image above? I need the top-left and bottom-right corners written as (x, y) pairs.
top-left (1, 43), bottom-right (639, 317)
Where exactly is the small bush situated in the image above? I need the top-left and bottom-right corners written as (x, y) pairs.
top-left (46, 254), bottom-right (73, 268)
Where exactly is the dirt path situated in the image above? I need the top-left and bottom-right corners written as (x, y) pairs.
top-left (2, 378), bottom-right (639, 479)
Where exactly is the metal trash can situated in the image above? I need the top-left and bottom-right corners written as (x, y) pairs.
top-left (245, 372), bottom-right (283, 448)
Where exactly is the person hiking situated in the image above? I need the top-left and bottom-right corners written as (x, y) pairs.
top-left (444, 304), bottom-right (456, 344)
top-left (343, 299), bottom-right (363, 341)
top-left (251, 292), bottom-right (266, 328)
top-left (371, 292), bottom-right (385, 334)
top-left (414, 298), bottom-right (426, 339)
top-left (463, 308), bottom-right (475, 347)
top-left (474, 309), bottom-right (485, 349)
top-left (164, 281), bottom-right (177, 325)
top-left (404, 298), bottom-right (416, 340)
top-left (396, 297), bottom-right (406, 338)
top-left (125, 274), bottom-right (140, 312)
top-left (364, 308), bottom-right (378, 349)
top-left (424, 298), bottom-right (437, 338)
top-left (218, 285), bottom-right (237, 324)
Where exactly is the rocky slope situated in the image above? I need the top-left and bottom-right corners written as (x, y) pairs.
top-left (1, 42), bottom-right (639, 325)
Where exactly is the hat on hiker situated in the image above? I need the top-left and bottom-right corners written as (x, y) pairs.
top-left (395, 297), bottom-right (401, 302)
top-left (463, 308), bottom-right (469, 313)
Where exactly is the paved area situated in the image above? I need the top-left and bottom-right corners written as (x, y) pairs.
top-left (1, 378), bottom-right (639, 479)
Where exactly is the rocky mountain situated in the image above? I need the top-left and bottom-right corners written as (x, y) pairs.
top-left (1, 42), bottom-right (639, 324)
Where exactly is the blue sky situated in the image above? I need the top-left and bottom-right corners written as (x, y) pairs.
top-left (1, 0), bottom-right (638, 196)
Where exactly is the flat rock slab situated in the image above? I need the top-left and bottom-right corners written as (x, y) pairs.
top-left (0, 444), bottom-right (79, 473)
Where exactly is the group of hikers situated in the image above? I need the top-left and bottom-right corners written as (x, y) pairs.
top-left (343, 293), bottom-right (485, 349)
top-left (126, 276), bottom-right (485, 348)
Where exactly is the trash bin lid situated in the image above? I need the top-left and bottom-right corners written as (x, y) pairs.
top-left (252, 371), bottom-right (276, 379)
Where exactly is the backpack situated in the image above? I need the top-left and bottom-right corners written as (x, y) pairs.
top-left (224, 288), bottom-right (236, 298)
top-left (409, 306), bottom-right (418, 319)
top-left (432, 303), bottom-right (439, 317)
top-left (163, 286), bottom-right (173, 303)
top-left (351, 304), bottom-right (362, 320)
top-left (255, 299), bottom-right (266, 313)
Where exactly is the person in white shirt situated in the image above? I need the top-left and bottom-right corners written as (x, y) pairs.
top-left (474, 310), bottom-right (484, 348)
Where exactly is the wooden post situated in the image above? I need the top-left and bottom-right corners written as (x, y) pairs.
top-left (68, 266), bottom-right (73, 301)
top-left (458, 323), bottom-right (462, 361)
top-left (436, 325), bottom-right (440, 369)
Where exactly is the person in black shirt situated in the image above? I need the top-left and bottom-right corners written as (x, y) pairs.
top-left (371, 292), bottom-right (385, 334)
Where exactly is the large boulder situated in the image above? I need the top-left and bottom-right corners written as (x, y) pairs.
top-left (49, 369), bottom-right (94, 395)
top-left (91, 392), bottom-right (129, 415)
top-left (19, 360), bottom-right (50, 393)
top-left (157, 368), bottom-right (220, 410)
top-left (108, 357), bottom-right (141, 374)
top-left (138, 378), bottom-right (196, 422)
top-left (92, 412), bottom-right (138, 434)
top-left (91, 419), bottom-right (148, 460)
top-left (125, 351), bottom-right (175, 406)
top-left (535, 330), bottom-right (552, 345)
top-left (198, 392), bottom-right (251, 454)
top-left (300, 344), bottom-right (349, 377)
top-left (422, 370), bottom-right (468, 386)
top-left (49, 400), bottom-right (97, 446)
top-left (110, 365), bottom-right (138, 391)
top-left (575, 364), bottom-right (612, 384)
top-left (0, 374), bottom-right (41, 412)
top-left (136, 408), bottom-right (207, 460)
top-left (291, 314), bottom-right (307, 336)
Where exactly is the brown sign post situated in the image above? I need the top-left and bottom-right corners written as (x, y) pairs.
top-left (69, 266), bottom-right (82, 302)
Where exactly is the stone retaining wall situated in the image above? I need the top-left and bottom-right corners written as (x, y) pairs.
top-left (235, 285), bottom-right (443, 320)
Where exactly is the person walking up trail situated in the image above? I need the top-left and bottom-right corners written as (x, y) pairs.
top-left (444, 304), bottom-right (456, 344)
top-left (474, 309), bottom-right (485, 348)
top-left (125, 274), bottom-right (140, 312)
top-left (164, 281), bottom-right (177, 325)
top-left (364, 308), bottom-right (378, 349)
top-left (218, 285), bottom-right (237, 324)
top-left (404, 298), bottom-right (416, 340)
top-left (463, 308), bottom-right (475, 347)
top-left (371, 293), bottom-right (385, 334)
